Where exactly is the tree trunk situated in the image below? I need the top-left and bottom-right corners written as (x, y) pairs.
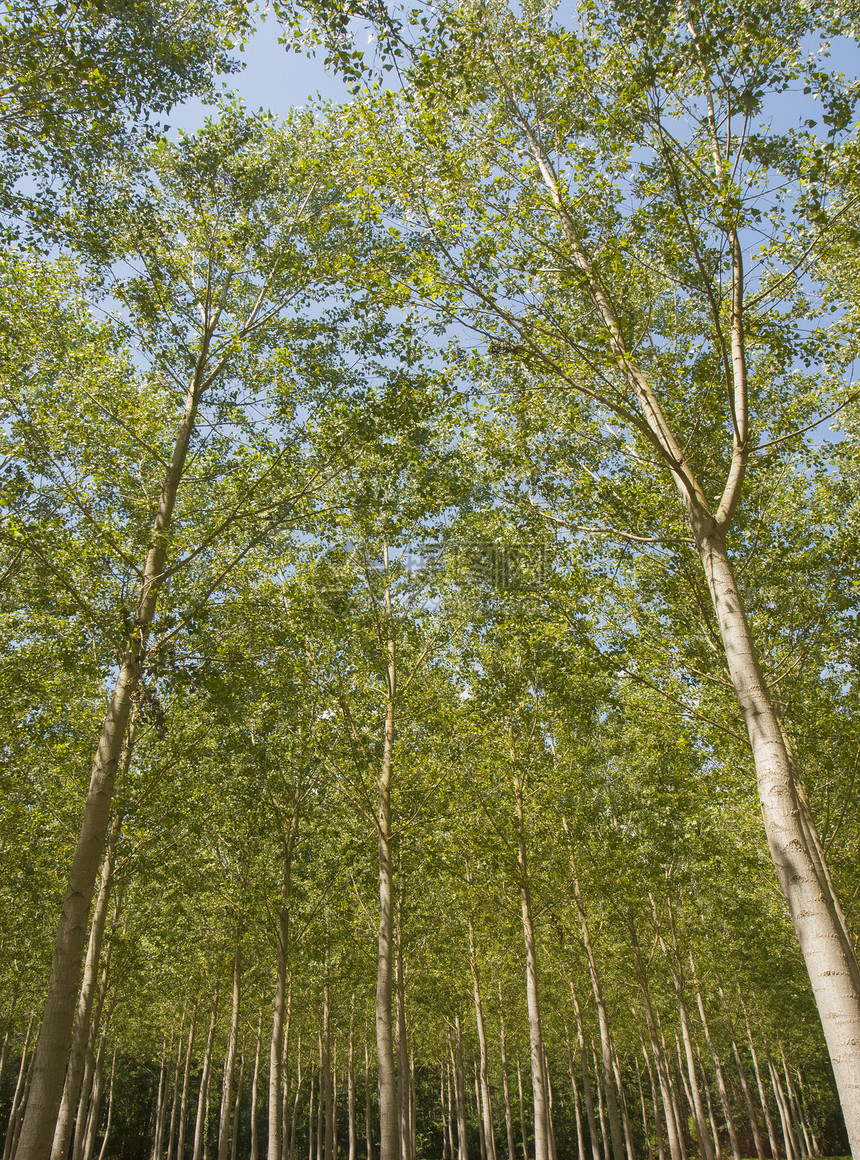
top-left (636, 1060), bottom-right (653, 1160)
top-left (80, 1032), bottom-right (105, 1160)
top-left (96, 1054), bottom-right (115, 1160)
top-left (740, 1005), bottom-right (779, 1160)
top-left (192, 989), bottom-right (219, 1160)
top-left (689, 955), bottom-right (740, 1160)
top-left (365, 1044), bottom-right (373, 1160)
top-left (349, 1007), bottom-right (357, 1160)
top-left (177, 1003), bottom-right (199, 1160)
top-left (565, 847), bottom-right (622, 1160)
top-left (515, 774), bottom-right (549, 1160)
top-left (166, 1006), bottom-right (188, 1160)
top-left (516, 1058), bottom-right (529, 1160)
top-left (592, 1046), bottom-right (609, 1160)
top-left (715, 986), bottom-right (764, 1160)
top-left (51, 808), bottom-right (124, 1160)
top-left (499, 1001), bottom-right (517, 1160)
top-left (565, 1032), bottom-right (586, 1160)
top-left (376, 542), bottom-right (399, 1160)
top-left (452, 1020), bottom-right (468, 1160)
top-left (570, 988), bottom-right (601, 1160)
top-left (17, 330), bottom-right (217, 1160)
top-left (628, 925), bottom-right (681, 1160)
top-left (639, 1043), bottom-right (664, 1160)
top-left (232, 1052), bottom-right (246, 1160)
top-left (469, 919), bottom-right (497, 1160)
top-left (323, 989), bottom-right (334, 1160)
top-left (308, 1067), bottom-right (315, 1160)
top-left (3, 1017), bottom-right (34, 1160)
top-left (288, 1041), bottom-right (301, 1160)
top-left (219, 939), bottom-right (242, 1160)
top-left (610, 1053), bottom-right (633, 1160)
top-left (395, 902), bottom-right (411, 1160)
top-left (152, 1041), bottom-right (169, 1160)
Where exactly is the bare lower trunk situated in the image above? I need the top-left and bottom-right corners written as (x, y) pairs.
top-left (689, 955), bottom-right (739, 1160)
top-left (716, 986), bottom-right (764, 1160)
top-left (219, 940), bottom-right (242, 1160)
top-left (500, 1001), bottom-right (517, 1160)
top-left (516, 1059), bottom-right (528, 1160)
top-left (376, 548), bottom-right (399, 1160)
top-left (639, 1043), bottom-right (664, 1160)
top-left (152, 1043), bottom-right (169, 1160)
top-left (452, 1021), bottom-right (468, 1160)
top-left (3, 1018), bottom-right (34, 1160)
top-left (628, 927), bottom-right (681, 1160)
top-left (516, 780), bottom-right (549, 1160)
top-left (469, 919), bottom-right (497, 1160)
top-left (80, 1033), bottom-right (105, 1160)
top-left (349, 1008), bottom-right (357, 1160)
top-left (323, 990), bottom-right (333, 1160)
top-left (192, 989), bottom-right (219, 1160)
top-left (166, 1007), bottom-right (188, 1160)
top-left (52, 810), bottom-right (124, 1160)
top-left (566, 1034), bottom-right (586, 1160)
top-left (232, 1053), bottom-right (247, 1160)
top-left (741, 1005), bottom-right (779, 1159)
top-left (177, 1004), bottom-right (199, 1160)
top-left (365, 1044), bottom-right (373, 1160)
top-left (96, 1055), bottom-right (115, 1160)
top-left (395, 906), bottom-right (411, 1160)
top-left (570, 989), bottom-right (601, 1160)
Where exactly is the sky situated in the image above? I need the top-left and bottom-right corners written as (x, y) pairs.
top-left (169, 14), bottom-right (357, 135)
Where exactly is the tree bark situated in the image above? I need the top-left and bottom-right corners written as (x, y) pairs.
top-left (689, 954), bottom-right (740, 1160)
top-left (219, 938), bottom-right (242, 1160)
top-left (515, 772), bottom-right (549, 1160)
top-left (232, 1051), bottom-right (246, 1160)
top-left (177, 1002), bottom-right (199, 1160)
top-left (192, 988), bottom-right (219, 1160)
top-left (715, 986), bottom-right (764, 1160)
top-left (376, 541), bottom-right (399, 1160)
top-left (516, 1058), bottom-right (528, 1160)
top-left (3, 1017), bottom-right (34, 1160)
top-left (166, 1006), bottom-right (188, 1160)
top-left (51, 806), bottom-right (124, 1160)
top-left (499, 1001), bottom-right (518, 1160)
top-left (17, 320), bottom-right (220, 1160)
top-left (469, 918), bottom-right (497, 1160)
top-left (740, 1005), bottom-right (779, 1160)
top-left (452, 1020), bottom-right (468, 1160)
top-left (349, 1007), bottom-right (357, 1160)
top-left (570, 988), bottom-right (601, 1160)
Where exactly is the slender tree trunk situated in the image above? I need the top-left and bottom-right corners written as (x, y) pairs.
top-left (570, 988), bottom-right (601, 1160)
top-left (689, 955), bottom-right (740, 1160)
top-left (289, 1041), bottom-right (301, 1160)
top-left (395, 901), bottom-right (411, 1160)
top-left (452, 1022), bottom-right (469, 1160)
top-left (516, 773), bottom-right (549, 1160)
top-left (446, 1067), bottom-right (457, 1160)
top-left (72, 945), bottom-right (112, 1160)
top-left (219, 939), bottom-right (242, 1160)
top-left (476, 1064), bottom-right (487, 1160)
top-left (516, 1059), bottom-right (529, 1160)
top-left (639, 1042), bottom-right (664, 1160)
top-left (324, 990), bottom-right (334, 1160)
top-left (232, 1052), bottom-right (246, 1160)
top-left (566, 1032), bottom-right (586, 1160)
top-left (96, 1054), bottom-right (115, 1160)
top-left (308, 1067), bottom-right (315, 1160)
top-left (543, 1052), bottom-right (557, 1160)
top-left (593, 1046), bottom-right (610, 1160)
top-left (657, 1029), bottom-right (686, 1160)
top-left (3, 1017), bottom-right (34, 1160)
top-left (52, 808), bottom-right (125, 1160)
top-left (365, 1044), bottom-right (373, 1160)
top-left (177, 1003), bottom-right (199, 1160)
top-left (166, 1006), bottom-right (188, 1160)
top-left (779, 1054), bottom-right (809, 1159)
top-left (349, 1006), bottom-right (357, 1160)
top-left (192, 989), bottom-right (219, 1160)
top-left (610, 1053), bottom-right (634, 1160)
top-left (699, 1059), bottom-right (721, 1160)
top-left (566, 848), bottom-right (622, 1160)
top-left (376, 543), bottom-right (399, 1160)
top-left (766, 1060), bottom-right (795, 1160)
top-left (715, 986), bottom-right (764, 1160)
top-left (81, 1033), bottom-right (105, 1160)
top-left (17, 328), bottom-right (220, 1160)
top-left (442, 1066), bottom-right (450, 1160)
top-left (469, 919), bottom-right (497, 1160)
top-left (636, 1060), bottom-right (653, 1160)
top-left (740, 1006), bottom-right (779, 1160)
top-left (500, 1002), bottom-right (517, 1160)
top-left (152, 1041), bottom-right (169, 1160)
top-left (628, 927), bottom-right (682, 1160)
top-left (317, 1038), bottom-right (324, 1160)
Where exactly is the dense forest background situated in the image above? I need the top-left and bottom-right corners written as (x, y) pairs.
top-left (2, 3), bottom-right (860, 1160)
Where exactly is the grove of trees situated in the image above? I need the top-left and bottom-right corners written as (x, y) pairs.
top-left (1, 2), bottom-right (859, 1160)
